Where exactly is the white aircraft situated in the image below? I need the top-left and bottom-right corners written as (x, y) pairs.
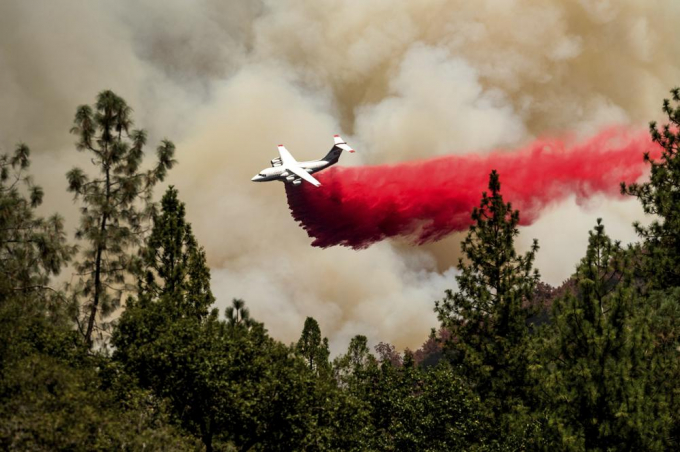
top-left (251, 135), bottom-right (355, 187)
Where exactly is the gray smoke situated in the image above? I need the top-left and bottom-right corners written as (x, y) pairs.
top-left (1, 0), bottom-right (678, 352)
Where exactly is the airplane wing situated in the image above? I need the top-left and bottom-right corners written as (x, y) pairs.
top-left (277, 145), bottom-right (297, 166)
top-left (287, 165), bottom-right (322, 187)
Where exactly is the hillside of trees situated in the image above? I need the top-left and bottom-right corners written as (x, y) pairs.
top-left (3, 89), bottom-right (680, 451)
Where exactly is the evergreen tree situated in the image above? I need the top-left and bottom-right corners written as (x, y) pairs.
top-left (0, 354), bottom-right (196, 451)
top-left (434, 170), bottom-right (540, 440)
top-left (622, 87), bottom-right (680, 289)
top-left (115, 191), bottom-right (320, 450)
top-left (138, 185), bottom-right (214, 318)
top-left (539, 220), bottom-right (670, 450)
top-left (642, 287), bottom-right (680, 445)
top-left (0, 146), bottom-right (189, 450)
top-left (225, 298), bottom-right (254, 328)
top-left (358, 351), bottom-right (487, 451)
top-left (0, 143), bottom-right (74, 300)
top-left (329, 335), bottom-right (380, 448)
top-left (296, 317), bottom-right (330, 375)
top-left (113, 186), bottom-right (217, 448)
top-left (333, 335), bottom-right (378, 390)
top-left (0, 143), bottom-right (76, 369)
top-left (215, 304), bottom-right (320, 451)
top-left (67, 90), bottom-right (176, 346)
top-left (294, 320), bottom-right (373, 450)
top-left (620, 88), bottom-right (680, 444)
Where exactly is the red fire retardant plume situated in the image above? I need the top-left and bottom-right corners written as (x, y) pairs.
top-left (285, 128), bottom-right (660, 249)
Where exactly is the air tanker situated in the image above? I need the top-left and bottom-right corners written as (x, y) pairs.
top-left (251, 135), bottom-right (355, 187)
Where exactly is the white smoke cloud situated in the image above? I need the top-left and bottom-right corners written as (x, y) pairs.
top-left (355, 44), bottom-right (526, 162)
top-left (516, 195), bottom-right (652, 286)
top-left (1, 0), bottom-right (680, 353)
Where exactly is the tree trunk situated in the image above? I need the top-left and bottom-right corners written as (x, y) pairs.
top-left (204, 435), bottom-right (213, 452)
top-left (200, 420), bottom-right (213, 452)
top-left (240, 438), bottom-right (258, 452)
top-left (85, 165), bottom-right (110, 347)
top-left (85, 214), bottom-right (107, 346)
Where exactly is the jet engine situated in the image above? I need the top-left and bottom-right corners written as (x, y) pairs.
top-left (286, 175), bottom-right (296, 182)
top-left (271, 157), bottom-right (282, 167)
top-left (292, 179), bottom-right (302, 186)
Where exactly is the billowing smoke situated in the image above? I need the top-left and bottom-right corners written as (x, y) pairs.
top-left (2, 0), bottom-right (680, 352)
top-left (286, 129), bottom-right (658, 249)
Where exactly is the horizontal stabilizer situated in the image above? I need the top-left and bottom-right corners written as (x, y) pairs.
top-left (333, 135), bottom-right (355, 153)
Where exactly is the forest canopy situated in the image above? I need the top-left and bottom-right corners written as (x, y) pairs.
top-left (2, 89), bottom-right (680, 450)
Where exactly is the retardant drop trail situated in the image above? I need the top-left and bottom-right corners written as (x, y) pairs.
top-left (285, 128), bottom-right (660, 249)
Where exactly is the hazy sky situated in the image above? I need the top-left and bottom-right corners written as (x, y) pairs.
top-left (2, 0), bottom-right (679, 353)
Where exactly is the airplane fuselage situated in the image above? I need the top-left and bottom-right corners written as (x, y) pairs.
top-left (251, 136), bottom-right (353, 187)
top-left (252, 160), bottom-right (331, 183)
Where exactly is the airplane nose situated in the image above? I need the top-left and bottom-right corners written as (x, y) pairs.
top-left (251, 175), bottom-right (262, 182)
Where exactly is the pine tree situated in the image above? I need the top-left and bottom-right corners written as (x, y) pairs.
top-left (113, 186), bottom-right (217, 449)
top-left (642, 287), bottom-right (680, 444)
top-left (67, 90), bottom-right (176, 346)
top-left (618, 88), bottom-right (680, 444)
top-left (363, 358), bottom-right (488, 451)
top-left (0, 146), bottom-right (192, 450)
top-left (112, 185), bottom-right (214, 387)
top-left (0, 143), bottom-right (77, 369)
top-left (434, 170), bottom-right (540, 435)
top-left (115, 190), bottom-right (320, 450)
top-left (0, 143), bottom-right (74, 299)
top-left (138, 186), bottom-right (214, 319)
top-left (622, 87), bottom-right (680, 289)
top-left (333, 334), bottom-right (378, 390)
top-left (539, 220), bottom-right (670, 450)
top-left (296, 317), bottom-right (330, 375)
top-left (225, 298), bottom-right (254, 328)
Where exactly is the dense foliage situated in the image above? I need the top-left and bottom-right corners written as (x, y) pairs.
top-left (435, 169), bottom-right (541, 446)
top-left (4, 89), bottom-right (680, 450)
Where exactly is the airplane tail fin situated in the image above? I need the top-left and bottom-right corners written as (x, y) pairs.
top-left (333, 135), bottom-right (355, 153)
top-left (323, 135), bottom-right (355, 164)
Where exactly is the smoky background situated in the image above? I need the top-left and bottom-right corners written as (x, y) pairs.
top-left (1, 0), bottom-right (677, 352)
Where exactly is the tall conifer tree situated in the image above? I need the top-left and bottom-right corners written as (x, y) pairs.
top-left (0, 143), bottom-right (76, 367)
top-left (0, 144), bottom-right (74, 298)
top-left (435, 170), bottom-right (540, 436)
top-left (114, 186), bottom-right (217, 449)
top-left (296, 317), bottom-right (330, 375)
top-left (113, 185), bottom-right (214, 381)
top-left (67, 90), bottom-right (176, 346)
top-left (622, 87), bottom-right (680, 289)
top-left (539, 220), bottom-right (670, 450)
top-left (138, 186), bottom-right (214, 318)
